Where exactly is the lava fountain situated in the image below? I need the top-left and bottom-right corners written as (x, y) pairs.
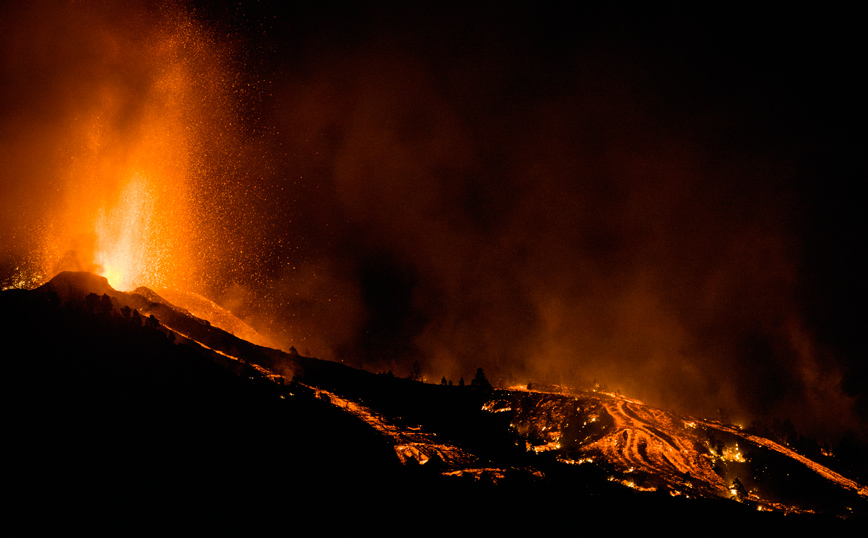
top-left (93, 172), bottom-right (160, 290)
top-left (3, 2), bottom-right (236, 294)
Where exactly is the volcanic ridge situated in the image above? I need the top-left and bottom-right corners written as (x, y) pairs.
top-left (3, 271), bottom-right (865, 526)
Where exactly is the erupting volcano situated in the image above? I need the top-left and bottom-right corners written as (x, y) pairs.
top-left (2, 0), bottom-right (240, 300)
top-left (1, 1), bottom-right (865, 527)
top-left (4, 270), bottom-right (866, 525)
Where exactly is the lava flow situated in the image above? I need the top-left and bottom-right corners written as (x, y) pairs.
top-left (497, 386), bottom-right (868, 513)
top-left (584, 396), bottom-right (727, 496)
top-left (313, 386), bottom-right (478, 470)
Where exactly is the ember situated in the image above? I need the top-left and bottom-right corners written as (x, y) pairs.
top-left (1, 4), bottom-right (865, 521)
top-left (3, 2), bottom-right (235, 299)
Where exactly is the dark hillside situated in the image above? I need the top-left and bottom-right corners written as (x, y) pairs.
top-left (1, 283), bottom-right (859, 529)
top-left (1, 287), bottom-right (401, 521)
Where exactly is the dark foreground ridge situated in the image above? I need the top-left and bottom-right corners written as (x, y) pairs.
top-left (2, 272), bottom-right (863, 529)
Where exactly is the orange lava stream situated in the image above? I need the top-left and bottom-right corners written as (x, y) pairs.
top-left (584, 398), bottom-right (727, 495)
top-left (313, 387), bottom-right (477, 469)
top-left (696, 419), bottom-right (868, 498)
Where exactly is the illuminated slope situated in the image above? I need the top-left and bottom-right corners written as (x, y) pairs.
top-left (500, 387), bottom-right (867, 515)
top-left (37, 272), bottom-right (276, 362)
top-left (145, 287), bottom-right (275, 349)
top-left (23, 271), bottom-right (868, 520)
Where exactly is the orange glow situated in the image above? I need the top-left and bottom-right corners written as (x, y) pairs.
top-left (101, 265), bottom-right (125, 290)
top-left (20, 6), bottom-right (232, 296)
top-left (51, 43), bottom-right (197, 292)
top-left (94, 173), bottom-right (161, 290)
top-left (496, 386), bottom-right (867, 512)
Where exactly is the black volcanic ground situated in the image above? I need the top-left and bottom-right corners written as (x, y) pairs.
top-left (3, 272), bottom-right (863, 529)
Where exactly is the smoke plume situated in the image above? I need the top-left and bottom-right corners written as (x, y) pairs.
top-left (2, 2), bottom-right (862, 439)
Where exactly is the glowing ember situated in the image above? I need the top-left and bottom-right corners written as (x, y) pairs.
top-left (5, 4), bottom-right (235, 300)
top-left (720, 443), bottom-right (746, 463)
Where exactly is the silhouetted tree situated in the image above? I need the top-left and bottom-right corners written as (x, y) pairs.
top-left (146, 314), bottom-right (160, 330)
top-left (440, 376), bottom-right (447, 386)
top-left (471, 368), bottom-right (491, 390)
top-left (84, 292), bottom-right (99, 313)
top-left (99, 294), bottom-right (113, 315)
top-left (458, 377), bottom-right (464, 387)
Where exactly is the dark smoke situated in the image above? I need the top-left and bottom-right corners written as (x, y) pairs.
top-left (2, 2), bottom-right (863, 440)
top-left (241, 5), bottom-right (865, 440)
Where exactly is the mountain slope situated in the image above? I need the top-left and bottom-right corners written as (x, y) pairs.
top-left (2, 271), bottom-right (864, 527)
top-left (498, 388), bottom-right (867, 515)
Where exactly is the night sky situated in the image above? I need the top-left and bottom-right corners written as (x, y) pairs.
top-left (1, 2), bottom-right (864, 440)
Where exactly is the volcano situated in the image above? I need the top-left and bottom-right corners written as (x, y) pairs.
top-left (2, 271), bottom-right (865, 527)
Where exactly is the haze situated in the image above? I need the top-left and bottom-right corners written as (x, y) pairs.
top-left (1, 1), bottom-right (863, 441)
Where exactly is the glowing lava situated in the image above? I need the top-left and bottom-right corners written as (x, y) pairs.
top-left (498, 386), bottom-right (867, 513)
top-left (4, 3), bottom-right (237, 298)
top-left (93, 173), bottom-right (160, 290)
